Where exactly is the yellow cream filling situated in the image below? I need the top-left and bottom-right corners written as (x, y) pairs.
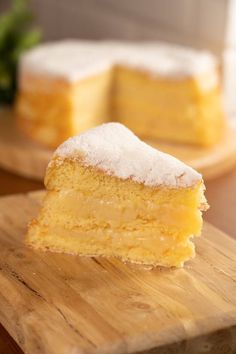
top-left (26, 160), bottom-right (206, 268)
top-left (40, 190), bottom-right (202, 237)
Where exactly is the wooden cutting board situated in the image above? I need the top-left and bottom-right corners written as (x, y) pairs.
top-left (0, 191), bottom-right (236, 354)
top-left (1, 108), bottom-right (236, 181)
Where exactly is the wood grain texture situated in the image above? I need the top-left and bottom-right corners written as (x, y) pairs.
top-left (0, 191), bottom-right (236, 354)
top-left (1, 108), bottom-right (236, 182)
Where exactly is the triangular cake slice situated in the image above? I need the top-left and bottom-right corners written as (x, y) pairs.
top-left (26, 123), bottom-right (208, 267)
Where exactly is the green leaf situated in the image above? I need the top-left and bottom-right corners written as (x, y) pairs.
top-left (0, 0), bottom-right (42, 105)
top-left (0, 14), bottom-right (14, 48)
top-left (11, 30), bottom-right (41, 61)
top-left (0, 71), bottom-right (12, 88)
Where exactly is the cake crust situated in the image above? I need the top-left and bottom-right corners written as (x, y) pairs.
top-left (48, 122), bottom-right (202, 189)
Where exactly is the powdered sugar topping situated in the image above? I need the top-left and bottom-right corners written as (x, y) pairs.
top-left (20, 40), bottom-right (217, 83)
top-left (53, 123), bottom-right (202, 188)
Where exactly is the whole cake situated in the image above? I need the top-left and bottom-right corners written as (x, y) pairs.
top-left (26, 123), bottom-right (208, 268)
top-left (16, 40), bottom-right (225, 148)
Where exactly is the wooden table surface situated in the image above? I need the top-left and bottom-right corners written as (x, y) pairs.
top-left (0, 166), bottom-right (236, 354)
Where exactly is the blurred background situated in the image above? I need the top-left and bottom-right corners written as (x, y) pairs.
top-left (0, 0), bottom-right (235, 235)
top-left (1, 0), bottom-right (236, 117)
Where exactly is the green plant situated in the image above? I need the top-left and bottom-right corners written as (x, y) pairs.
top-left (0, 0), bottom-right (41, 104)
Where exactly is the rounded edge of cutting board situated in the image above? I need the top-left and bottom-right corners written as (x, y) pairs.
top-left (0, 108), bottom-right (52, 181)
top-left (147, 125), bottom-right (236, 180)
top-left (1, 108), bottom-right (236, 181)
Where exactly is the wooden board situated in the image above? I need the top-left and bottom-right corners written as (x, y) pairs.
top-left (0, 191), bottom-right (236, 354)
top-left (149, 129), bottom-right (236, 180)
top-left (1, 108), bottom-right (236, 181)
top-left (0, 109), bottom-right (52, 181)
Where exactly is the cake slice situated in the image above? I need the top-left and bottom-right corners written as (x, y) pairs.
top-left (26, 123), bottom-right (208, 267)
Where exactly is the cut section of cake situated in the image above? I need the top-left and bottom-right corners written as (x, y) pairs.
top-left (26, 123), bottom-right (208, 268)
top-left (16, 40), bottom-right (225, 148)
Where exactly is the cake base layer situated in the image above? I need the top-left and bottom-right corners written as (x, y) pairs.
top-left (26, 223), bottom-right (195, 268)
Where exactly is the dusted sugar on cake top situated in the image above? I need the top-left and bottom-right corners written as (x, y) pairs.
top-left (26, 123), bottom-right (208, 268)
top-left (19, 40), bottom-right (217, 82)
top-left (52, 122), bottom-right (201, 188)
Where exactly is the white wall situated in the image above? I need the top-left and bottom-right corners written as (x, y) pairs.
top-left (29, 0), bottom-right (229, 53)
